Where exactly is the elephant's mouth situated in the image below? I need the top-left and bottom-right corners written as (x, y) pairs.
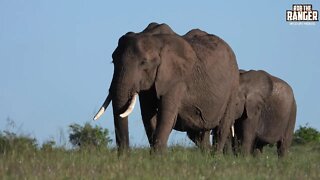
top-left (93, 93), bottom-right (138, 120)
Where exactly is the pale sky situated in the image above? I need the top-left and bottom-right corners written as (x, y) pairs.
top-left (0, 1), bottom-right (319, 147)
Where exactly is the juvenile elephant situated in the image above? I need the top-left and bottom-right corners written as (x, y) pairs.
top-left (233, 70), bottom-right (297, 157)
top-left (93, 22), bottom-right (239, 153)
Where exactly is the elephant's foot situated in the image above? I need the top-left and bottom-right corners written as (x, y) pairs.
top-left (117, 147), bottom-right (131, 157)
top-left (277, 141), bottom-right (288, 158)
top-left (253, 148), bottom-right (262, 157)
top-left (150, 141), bottom-right (168, 155)
top-left (240, 140), bottom-right (254, 156)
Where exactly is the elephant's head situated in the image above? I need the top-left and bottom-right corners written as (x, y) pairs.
top-left (93, 23), bottom-right (196, 149)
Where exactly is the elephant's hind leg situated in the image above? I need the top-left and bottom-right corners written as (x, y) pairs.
top-left (277, 101), bottom-right (296, 158)
top-left (277, 140), bottom-right (287, 157)
top-left (187, 130), bottom-right (211, 150)
top-left (277, 125), bottom-right (294, 158)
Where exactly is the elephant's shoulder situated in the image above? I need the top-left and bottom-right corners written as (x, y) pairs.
top-left (182, 29), bottom-right (225, 56)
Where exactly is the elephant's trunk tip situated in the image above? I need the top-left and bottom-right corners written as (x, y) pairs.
top-left (119, 93), bottom-right (138, 118)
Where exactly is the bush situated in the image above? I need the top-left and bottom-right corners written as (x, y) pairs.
top-left (69, 122), bottom-right (112, 150)
top-left (0, 131), bottom-right (37, 154)
top-left (293, 124), bottom-right (320, 145)
top-left (41, 140), bottom-right (56, 151)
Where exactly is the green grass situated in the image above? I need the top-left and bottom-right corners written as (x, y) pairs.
top-left (0, 144), bottom-right (319, 180)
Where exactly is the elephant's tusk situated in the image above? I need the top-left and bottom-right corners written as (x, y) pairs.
top-left (119, 93), bottom-right (138, 118)
top-left (93, 107), bottom-right (105, 120)
top-left (93, 94), bottom-right (112, 120)
top-left (231, 125), bottom-right (235, 137)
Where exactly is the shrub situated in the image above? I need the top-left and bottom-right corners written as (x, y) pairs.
top-left (0, 131), bottom-right (37, 154)
top-left (41, 140), bottom-right (56, 151)
top-left (69, 122), bottom-right (112, 150)
top-left (293, 124), bottom-right (320, 145)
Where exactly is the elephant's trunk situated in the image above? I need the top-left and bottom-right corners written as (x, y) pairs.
top-left (93, 92), bottom-right (137, 120)
top-left (94, 65), bottom-right (138, 150)
top-left (110, 77), bottom-right (138, 150)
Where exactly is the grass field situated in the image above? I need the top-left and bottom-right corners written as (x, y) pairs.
top-left (0, 144), bottom-right (319, 180)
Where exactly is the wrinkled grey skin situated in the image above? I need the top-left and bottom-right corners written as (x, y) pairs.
top-left (233, 70), bottom-right (296, 157)
top-left (95, 22), bottom-right (239, 153)
top-left (190, 70), bottom-right (297, 157)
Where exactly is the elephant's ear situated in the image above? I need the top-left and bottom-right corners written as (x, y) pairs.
top-left (244, 93), bottom-right (265, 120)
top-left (155, 37), bottom-right (196, 97)
top-left (234, 91), bottom-right (246, 119)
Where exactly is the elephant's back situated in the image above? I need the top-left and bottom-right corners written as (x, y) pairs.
top-left (268, 75), bottom-right (295, 123)
top-left (240, 70), bottom-right (273, 99)
top-left (183, 29), bottom-right (239, 94)
top-left (183, 29), bottom-right (237, 65)
top-left (270, 74), bottom-right (295, 101)
top-left (268, 74), bottom-right (295, 118)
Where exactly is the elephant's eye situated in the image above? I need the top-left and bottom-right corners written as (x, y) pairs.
top-left (140, 60), bottom-right (147, 66)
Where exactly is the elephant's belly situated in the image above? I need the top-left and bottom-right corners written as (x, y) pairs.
top-left (174, 104), bottom-right (221, 131)
top-left (256, 133), bottom-right (282, 144)
top-left (256, 123), bottom-right (286, 144)
top-left (256, 104), bottom-right (289, 143)
top-left (174, 115), bottom-right (206, 132)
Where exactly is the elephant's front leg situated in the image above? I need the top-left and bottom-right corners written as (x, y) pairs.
top-left (241, 100), bottom-right (261, 155)
top-left (215, 94), bottom-right (238, 154)
top-left (139, 90), bottom-right (158, 146)
top-left (241, 118), bottom-right (256, 155)
top-left (152, 85), bottom-right (185, 152)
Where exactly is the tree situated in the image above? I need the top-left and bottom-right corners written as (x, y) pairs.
top-left (69, 122), bottom-right (112, 149)
top-left (293, 124), bottom-right (320, 144)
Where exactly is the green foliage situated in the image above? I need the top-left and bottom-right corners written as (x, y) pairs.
top-left (41, 140), bottom-right (56, 151)
top-left (293, 124), bottom-right (320, 145)
top-left (68, 122), bottom-right (112, 149)
top-left (1, 120), bottom-right (319, 179)
top-left (0, 145), bottom-right (319, 179)
top-left (0, 131), bottom-right (37, 154)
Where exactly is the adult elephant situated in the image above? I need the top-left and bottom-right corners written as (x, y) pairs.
top-left (232, 70), bottom-right (297, 157)
top-left (93, 23), bottom-right (239, 153)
